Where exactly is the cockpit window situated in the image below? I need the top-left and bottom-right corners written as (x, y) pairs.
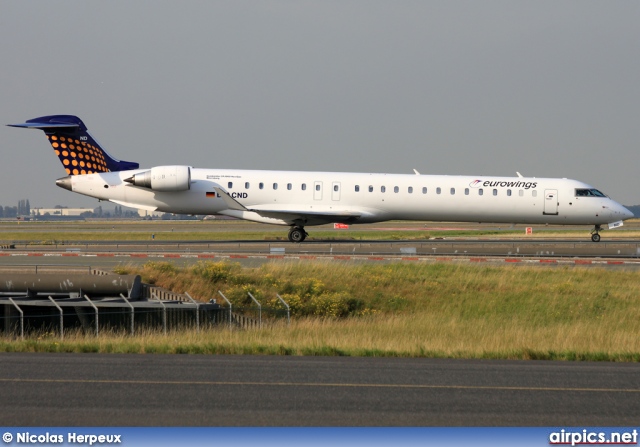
top-left (575, 188), bottom-right (607, 197)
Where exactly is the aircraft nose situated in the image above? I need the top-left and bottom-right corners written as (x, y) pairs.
top-left (612, 202), bottom-right (635, 220)
top-left (622, 206), bottom-right (635, 220)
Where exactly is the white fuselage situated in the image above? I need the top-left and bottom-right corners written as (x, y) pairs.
top-left (65, 168), bottom-right (632, 228)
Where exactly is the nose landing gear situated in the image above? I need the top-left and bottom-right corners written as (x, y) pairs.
top-left (591, 225), bottom-right (602, 242)
top-left (288, 226), bottom-right (308, 243)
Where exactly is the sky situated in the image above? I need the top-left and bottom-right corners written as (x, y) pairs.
top-left (1, 1), bottom-right (638, 209)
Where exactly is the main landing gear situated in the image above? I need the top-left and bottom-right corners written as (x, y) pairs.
top-left (288, 226), bottom-right (308, 243)
top-left (591, 225), bottom-right (602, 242)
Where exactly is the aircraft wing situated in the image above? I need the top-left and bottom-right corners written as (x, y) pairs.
top-left (213, 187), bottom-right (366, 225)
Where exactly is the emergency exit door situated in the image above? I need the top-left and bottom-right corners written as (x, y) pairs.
top-left (314, 181), bottom-right (323, 200)
top-left (543, 189), bottom-right (558, 215)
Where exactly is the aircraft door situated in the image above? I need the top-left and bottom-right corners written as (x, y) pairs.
top-left (332, 182), bottom-right (341, 201)
top-left (543, 189), bottom-right (558, 215)
top-left (314, 181), bottom-right (323, 200)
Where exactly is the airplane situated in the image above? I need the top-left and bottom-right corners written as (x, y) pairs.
top-left (8, 115), bottom-right (634, 243)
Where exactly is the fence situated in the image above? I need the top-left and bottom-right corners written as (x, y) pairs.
top-left (0, 290), bottom-right (291, 339)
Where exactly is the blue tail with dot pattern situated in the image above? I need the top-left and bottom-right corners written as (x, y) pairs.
top-left (8, 115), bottom-right (139, 175)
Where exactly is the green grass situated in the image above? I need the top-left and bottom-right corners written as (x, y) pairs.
top-left (1, 219), bottom-right (638, 242)
top-left (2, 260), bottom-right (637, 360)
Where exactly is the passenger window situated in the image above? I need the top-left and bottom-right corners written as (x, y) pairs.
top-left (245, 182), bottom-right (250, 189)
top-left (493, 189), bottom-right (498, 196)
top-left (519, 190), bottom-right (524, 197)
top-left (287, 183), bottom-right (292, 190)
top-left (259, 182), bottom-right (264, 190)
top-left (507, 189), bottom-right (511, 196)
top-left (369, 186), bottom-right (374, 192)
top-left (422, 187), bottom-right (427, 194)
top-left (394, 186), bottom-right (399, 193)
top-left (436, 187), bottom-right (441, 195)
top-left (408, 187), bottom-right (413, 194)
top-left (450, 188), bottom-right (455, 195)
top-left (479, 189), bottom-right (483, 196)
top-left (228, 182), bottom-right (233, 188)
top-left (532, 190), bottom-right (537, 197)
top-left (316, 184), bottom-right (321, 191)
top-left (465, 188), bottom-right (469, 195)
top-left (381, 186), bottom-right (386, 193)
top-left (273, 183), bottom-right (278, 190)
top-left (302, 184), bottom-right (306, 191)
top-left (355, 185), bottom-right (360, 192)
top-left (334, 185), bottom-right (339, 192)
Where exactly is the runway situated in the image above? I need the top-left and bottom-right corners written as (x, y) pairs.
top-left (1, 239), bottom-right (640, 271)
top-left (1, 353), bottom-right (639, 426)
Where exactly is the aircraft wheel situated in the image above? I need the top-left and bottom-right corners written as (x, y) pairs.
top-left (591, 233), bottom-right (601, 243)
top-left (288, 227), bottom-right (306, 243)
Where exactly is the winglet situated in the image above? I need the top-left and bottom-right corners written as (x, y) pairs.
top-left (413, 169), bottom-right (420, 175)
top-left (213, 187), bottom-right (248, 211)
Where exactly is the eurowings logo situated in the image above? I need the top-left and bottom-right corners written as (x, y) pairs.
top-left (470, 179), bottom-right (538, 190)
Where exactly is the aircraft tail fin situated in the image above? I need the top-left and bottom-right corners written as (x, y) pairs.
top-left (8, 115), bottom-right (139, 175)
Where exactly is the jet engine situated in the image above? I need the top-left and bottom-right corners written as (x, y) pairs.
top-left (124, 165), bottom-right (191, 191)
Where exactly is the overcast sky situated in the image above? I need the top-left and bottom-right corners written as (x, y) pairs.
top-left (1, 1), bottom-right (638, 209)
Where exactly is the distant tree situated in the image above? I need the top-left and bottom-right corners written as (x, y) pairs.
top-left (0, 206), bottom-right (4, 218)
top-left (25, 199), bottom-right (30, 216)
top-left (4, 207), bottom-right (17, 218)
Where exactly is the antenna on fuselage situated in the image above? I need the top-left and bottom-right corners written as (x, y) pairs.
top-left (516, 172), bottom-right (523, 178)
top-left (413, 169), bottom-right (420, 175)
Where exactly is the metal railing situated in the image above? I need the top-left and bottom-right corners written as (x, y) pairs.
top-left (0, 292), bottom-right (290, 338)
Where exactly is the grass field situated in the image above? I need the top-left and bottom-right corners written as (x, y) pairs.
top-left (1, 219), bottom-right (639, 242)
top-left (3, 260), bottom-right (639, 361)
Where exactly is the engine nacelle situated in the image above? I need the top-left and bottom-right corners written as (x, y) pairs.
top-left (124, 166), bottom-right (191, 191)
